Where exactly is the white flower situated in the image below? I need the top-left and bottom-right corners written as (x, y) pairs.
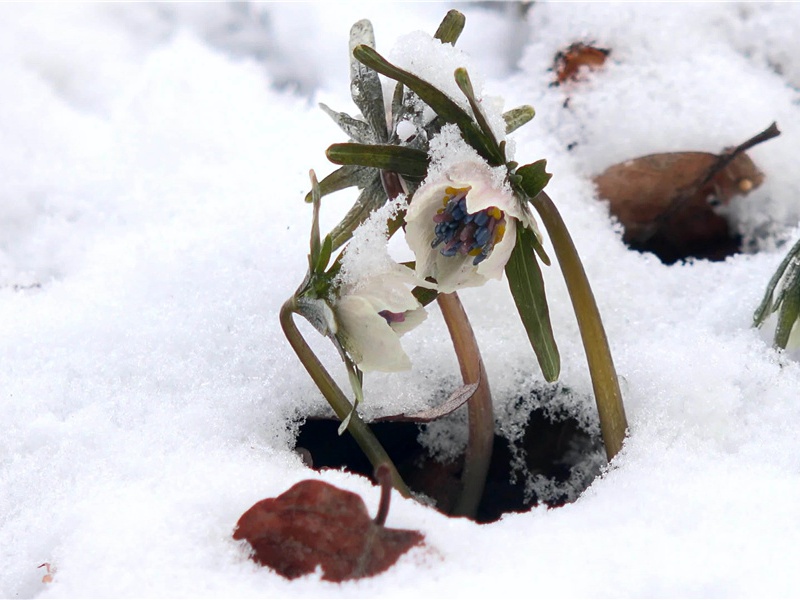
top-left (333, 268), bottom-right (427, 372)
top-left (405, 160), bottom-right (537, 293)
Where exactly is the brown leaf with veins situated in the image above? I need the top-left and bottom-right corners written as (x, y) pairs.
top-left (233, 474), bottom-right (423, 582)
top-left (593, 123), bottom-right (779, 263)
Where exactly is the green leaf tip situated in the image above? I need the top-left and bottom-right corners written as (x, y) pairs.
top-left (503, 105), bottom-right (536, 134)
top-left (434, 10), bottom-right (466, 46)
top-left (516, 160), bottom-right (553, 200)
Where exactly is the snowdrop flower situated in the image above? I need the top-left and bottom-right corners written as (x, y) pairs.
top-left (406, 160), bottom-right (537, 293)
top-left (333, 269), bottom-right (427, 372)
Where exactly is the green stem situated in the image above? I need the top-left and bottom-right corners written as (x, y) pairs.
top-left (437, 292), bottom-right (493, 518)
top-left (531, 191), bottom-right (628, 460)
top-left (280, 298), bottom-right (412, 497)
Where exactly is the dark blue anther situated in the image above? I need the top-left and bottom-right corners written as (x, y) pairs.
top-left (474, 226), bottom-right (491, 246)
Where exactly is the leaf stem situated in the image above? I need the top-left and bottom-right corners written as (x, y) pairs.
top-left (531, 191), bottom-right (628, 460)
top-left (280, 298), bottom-right (412, 497)
top-left (437, 292), bottom-right (493, 518)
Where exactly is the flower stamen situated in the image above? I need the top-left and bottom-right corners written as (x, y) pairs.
top-left (430, 188), bottom-right (507, 265)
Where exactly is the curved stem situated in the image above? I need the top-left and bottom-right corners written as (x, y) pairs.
top-left (280, 298), bottom-right (411, 497)
top-left (531, 191), bottom-right (628, 460)
top-left (437, 292), bottom-right (493, 518)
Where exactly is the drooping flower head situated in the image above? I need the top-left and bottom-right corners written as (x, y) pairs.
top-left (406, 159), bottom-right (538, 294)
top-left (333, 269), bottom-right (427, 372)
top-left (328, 197), bottom-right (430, 372)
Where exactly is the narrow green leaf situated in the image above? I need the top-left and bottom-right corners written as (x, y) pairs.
top-left (315, 234), bottom-right (333, 274)
top-left (505, 225), bottom-right (560, 382)
top-left (754, 237), bottom-right (800, 326)
top-left (774, 274), bottom-right (800, 348)
top-left (516, 159), bottom-right (553, 199)
top-left (434, 10), bottom-right (465, 45)
top-left (503, 105), bottom-right (536, 134)
top-left (352, 45), bottom-right (502, 165)
top-left (329, 175), bottom-right (386, 250)
top-left (454, 68), bottom-right (504, 162)
top-left (309, 170), bottom-right (322, 268)
top-left (304, 165), bottom-right (372, 203)
top-left (319, 103), bottom-right (375, 144)
top-left (326, 143), bottom-right (429, 180)
top-left (349, 20), bottom-right (388, 142)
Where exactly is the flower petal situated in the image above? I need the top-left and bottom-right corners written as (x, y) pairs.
top-left (335, 295), bottom-right (413, 372)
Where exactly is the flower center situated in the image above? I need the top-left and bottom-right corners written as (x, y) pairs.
top-left (430, 187), bottom-right (506, 265)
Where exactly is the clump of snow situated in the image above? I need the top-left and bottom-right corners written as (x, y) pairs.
top-left (425, 123), bottom-right (512, 194)
top-left (336, 196), bottom-right (407, 289)
top-left (389, 30), bottom-right (507, 143)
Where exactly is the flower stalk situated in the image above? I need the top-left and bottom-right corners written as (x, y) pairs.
top-left (437, 292), bottom-right (493, 518)
top-left (530, 191), bottom-right (628, 460)
top-left (280, 297), bottom-right (411, 497)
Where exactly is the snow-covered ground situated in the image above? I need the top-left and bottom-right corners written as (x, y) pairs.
top-left (3, 3), bottom-right (800, 597)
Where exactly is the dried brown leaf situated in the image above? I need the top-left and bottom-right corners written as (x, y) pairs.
top-left (553, 43), bottom-right (610, 85)
top-left (594, 149), bottom-right (764, 263)
top-left (233, 479), bottom-right (424, 582)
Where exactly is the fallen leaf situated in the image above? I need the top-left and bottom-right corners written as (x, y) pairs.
top-left (593, 123), bottom-right (779, 263)
top-left (374, 381), bottom-right (479, 423)
top-left (233, 476), bottom-right (423, 581)
top-left (37, 563), bottom-right (55, 584)
top-left (553, 43), bottom-right (610, 85)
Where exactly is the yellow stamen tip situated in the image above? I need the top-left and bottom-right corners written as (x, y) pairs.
top-left (468, 247), bottom-right (482, 256)
top-left (494, 224), bottom-right (506, 243)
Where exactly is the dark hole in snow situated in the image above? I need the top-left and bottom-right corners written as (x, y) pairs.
top-left (295, 401), bottom-right (605, 524)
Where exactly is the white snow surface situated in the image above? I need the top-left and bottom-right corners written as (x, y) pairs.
top-left (2, 2), bottom-right (800, 597)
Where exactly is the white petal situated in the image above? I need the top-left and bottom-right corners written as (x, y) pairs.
top-left (335, 295), bottom-right (413, 372)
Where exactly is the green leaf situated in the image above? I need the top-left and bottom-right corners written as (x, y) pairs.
top-left (774, 281), bottom-right (800, 349)
top-left (352, 45), bottom-right (502, 166)
top-left (326, 143), bottom-right (429, 180)
top-left (304, 165), bottom-right (372, 203)
top-left (516, 159), bottom-right (553, 199)
top-left (328, 175), bottom-right (386, 251)
top-left (315, 234), bottom-right (333, 274)
top-left (434, 10), bottom-right (465, 45)
top-left (349, 20), bottom-right (388, 142)
top-left (411, 285), bottom-right (439, 307)
top-left (505, 225), bottom-right (560, 382)
top-left (754, 237), bottom-right (800, 326)
top-left (503, 105), bottom-right (535, 134)
top-left (454, 68), bottom-right (504, 162)
top-left (319, 103), bottom-right (375, 144)
top-left (309, 170), bottom-right (322, 268)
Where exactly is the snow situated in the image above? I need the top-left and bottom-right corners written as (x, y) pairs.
top-left (2, 2), bottom-right (800, 597)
